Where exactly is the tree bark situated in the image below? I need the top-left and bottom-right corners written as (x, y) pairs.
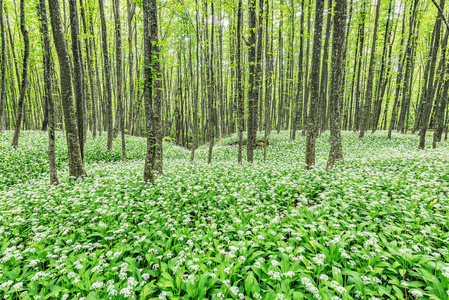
top-left (319, 0), bottom-right (332, 133)
top-left (143, 0), bottom-right (163, 182)
top-left (191, 0), bottom-right (200, 162)
top-left (127, 0), bottom-right (136, 135)
top-left (207, 2), bottom-right (215, 164)
top-left (352, 1), bottom-right (366, 131)
top-left (397, 1), bottom-right (419, 134)
top-left (247, 0), bottom-right (262, 163)
top-left (99, 0), bottom-right (114, 151)
top-left (80, 0), bottom-right (97, 139)
top-left (371, 0), bottom-right (394, 134)
top-left (68, 0), bottom-right (85, 160)
top-left (433, 33), bottom-right (449, 147)
top-left (237, 0), bottom-right (244, 164)
top-left (418, 0), bottom-right (445, 149)
top-left (114, 0), bottom-right (126, 161)
top-left (39, 0), bottom-right (59, 185)
top-left (48, 0), bottom-right (86, 179)
top-left (0, 0), bottom-right (5, 131)
top-left (11, 0), bottom-right (29, 148)
top-left (305, 0), bottom-right (324, 170)
top-left (326, 0), bottom-right (346, 170)
top-left (359, 0), bottom-right (381, 139)
top-left (276, 0), bottom-right (284, 134)
top-left (264, 0), bottom-right (273, 161)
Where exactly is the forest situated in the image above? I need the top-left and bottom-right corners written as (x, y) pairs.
top-left (0, 0), bottom-right (449, 299)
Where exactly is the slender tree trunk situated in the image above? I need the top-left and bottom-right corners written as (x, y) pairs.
top-left (39, 0), bottom-right (58, 184)
top-left (207, 2), bottom-right (215, 164)
top-left (113, 0), bottom-right (126, 160)
top-left (48, 0), bottom-right (86, 179)
top-left (143, 0), bottom-right (154, 183)
top-left (352, 1), bottom-right (366, 131)
top-left (264, 0), bottom-right (272, 161)
top-left (327, 0), bottom-right (346, 170)
top-left (143, 0), bottom-right (163, 182)
top-left (419, 0), bottom-right (444, 149)
top-left (305, 0), bottom-right (324, 170)
top-left (302, 3), bottom-right (312, 137)
top-left (0, 0), bottom-right (5, 131)
top-left (127, 0), bottom-right (136, 135)
top-left (387, 11), bottom-right (407, 140)
top-left (80, 0), bottom-right (97, 139)
top-left (68, 0), bottom-right (85, 159)
top-left (398, 1), bottom-right (419, 134)
top-left (191, 0), bottom-right (200, 162)
top-left (433, 34), bottom-right (449, 147)
top-left (359, 0), bottom-right (381, 139)
top-left (99, 0), bottom-right (113, 151)
top-left (291, 0), bottom-right (304, 141)
top-left (319, 0), bottom-right (332, 133)
top-left (276, 0), bottom-right (284, 134)
top-left (371, 0), bottom-right (394, 134)
top-left (247, 0), bottom-right (262, 163)
top-left (237, 0), bottom-right (244, 164)
top-left (11, 0), bottom-right (29, 148)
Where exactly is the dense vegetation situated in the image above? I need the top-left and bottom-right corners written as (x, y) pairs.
top-left (1, 0), bottom-right (449, 298)
top-left (1, 131), bottom-right (449, 299)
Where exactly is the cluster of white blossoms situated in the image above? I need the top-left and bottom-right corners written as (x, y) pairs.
top-left (301, 277), bottom-right (321, 299)
top-left (0, 131), bottom-right (449, 299)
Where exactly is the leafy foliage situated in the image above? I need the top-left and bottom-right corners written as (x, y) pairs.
top-left (0, 131), bottom-right (449, 299)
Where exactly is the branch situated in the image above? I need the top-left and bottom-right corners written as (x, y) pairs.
top-left (242, 35), bottom-right (251, 47)
top-left (430, 0), bottom-right (449, 31)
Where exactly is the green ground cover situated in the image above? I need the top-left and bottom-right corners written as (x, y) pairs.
top-left (0, 131), bottom-right (448, 300)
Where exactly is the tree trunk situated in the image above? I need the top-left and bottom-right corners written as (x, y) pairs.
top-left (143, 0), bottom-right (163, 182)
top-left (0, 0), bottom-right (5, 131)
top-left (80, 0), bottom-right (97, 139)
top-left (319, 0), bottom-right (332, 133)
top-left (68, 0), bottom-right (85, 160)
top-left (291, 0), bottom-right (304, 141)
top-left (99, 0), bottom-right (113, 151)
top-left (237, 0), bottom-right (244, 164)
top-left (276, 0), bottom-right (284, 134)
top-left (247, 0), bottom-right (262, 163)
top-left (418, 0), bottom-right (444, 149)
top-left (327, 0), bottom-right (346, 170)
top-left (39, 0), bottom-right (58, 185)
top-left (359, 0), bottom-right (381, 139)
top-left (302, 3), bottom-right (312, 137)
top-left (127, 0), bottom-right (136, 135)
top-left (397, 1), bottom-right (419, 134)
top-left (352, 1), bottom-right (366, 131)
top-left (114, 0), bottom-right (126, 161)
top-left (433, 33), bottom-right (449, 147)
top-left (11, 0), bottom-right (29, 148)
top-left (264, 0), bottom-right (273, 161)
top-left (48, 0), bottom-right (86, 179)
top-left (371, 0), bottom-right (394, 134)
top-left (207, 2), bottom-right (215, 164)
top-left (305, 0), bottom-right (324, 170)
top-left (191, 0), bottom-right (200, 162)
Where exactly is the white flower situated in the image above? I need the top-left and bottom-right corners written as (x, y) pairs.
top-left (410, 290), bottom-right (423, 298)
top-left (271, 260), bottom-right (280, 267)
top-left (335, 286), bottom-right (346, 294)
top-left (119, 286), bottom-right (133, 298)
top-left (90, 281), bottom-right (104, 290)
top-left (230, 286), bottom-right (239, 295)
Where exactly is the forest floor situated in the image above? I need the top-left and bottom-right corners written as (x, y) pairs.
top-left (0, 130), bottom-right (449, 300)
